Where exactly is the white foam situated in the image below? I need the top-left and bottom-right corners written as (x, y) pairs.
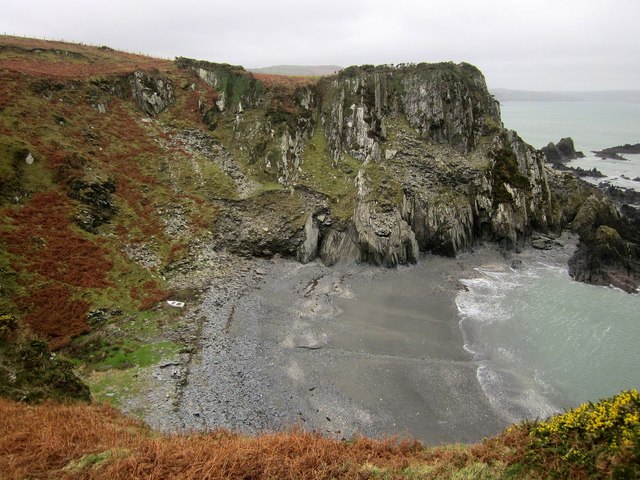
top-left (476, 365), bottom-right (560, 423)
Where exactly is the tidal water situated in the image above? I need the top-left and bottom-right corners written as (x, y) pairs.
top-left (456, 244), bottom-right (640, 423)
top-left (500, 101), bottom-right (640, 191)
top-left (458, 100), bottom-right (640, 421)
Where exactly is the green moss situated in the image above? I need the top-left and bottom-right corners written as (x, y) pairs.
top-left (85, 367), bottom-right (145, 407)
top-left (176, 57), bottom-right (264, 111)
top-left (0, 135), bottom-right (54, 202)
top-left (99, 340), bottom-right (180, 370)
top-left (299, 128), bottom-right (359, 219)
top-left (491, 140), bottom-right (530, 207)
top-left (362, 161), bottom-right (403, 207)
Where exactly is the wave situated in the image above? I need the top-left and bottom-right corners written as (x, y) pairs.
top-left (456, 260), bottom-right (563, 423)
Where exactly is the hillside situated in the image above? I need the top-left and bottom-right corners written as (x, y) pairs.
top-left (1, 390), bottom-right (639, 479)
top-left (249, 64), bottom-right (342, 76)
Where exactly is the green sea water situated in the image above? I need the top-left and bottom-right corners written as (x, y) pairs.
top-left (500, 101), bottom-right (640, 190)
top-left (458, 100), bottom-right (640, 421)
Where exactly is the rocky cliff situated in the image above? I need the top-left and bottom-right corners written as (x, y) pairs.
top-left (168, 60), bottom-right (564, 267)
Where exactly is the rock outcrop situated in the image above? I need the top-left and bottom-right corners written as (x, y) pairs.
top-left (171, 61), bottom-right (560, 266)
top-left (129, 70), bottom-right (174, 116)
top-left (293, 64), bottom-right (555, 263)
top-left (594, 143), bottom-right (640, 161)
top-left (568, 194), bottom-right (640, 292)
top-left (67, 178), bottom-right (117, 233)
top-left (541, 137), bottom-right (585, 165)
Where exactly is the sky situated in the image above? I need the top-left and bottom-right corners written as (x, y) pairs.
top-left (1, 0), bottom-right (639, 91)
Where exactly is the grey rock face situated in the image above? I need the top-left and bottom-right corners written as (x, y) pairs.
top-left (322, 63), bottom-right (500, 165)
top-left (177, 59), bottom-right (558, 267)
top-left (129, 70), bottom-right (174, 116)
top-left (67, 178), bottom-right (117, 233)
top-left (567, 194), bottom-right (640, 292)
top-left (297, 214), bottom-right (320, 264)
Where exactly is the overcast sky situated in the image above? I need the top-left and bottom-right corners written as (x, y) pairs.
top-left (2, 0), bottom-right (639, 90)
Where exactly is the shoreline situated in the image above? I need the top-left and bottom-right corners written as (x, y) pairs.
top-left (141, 247), bottom-right (518, 444)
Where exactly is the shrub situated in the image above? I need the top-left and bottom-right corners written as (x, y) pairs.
top-left (527, 389), bottom-right (640, 478)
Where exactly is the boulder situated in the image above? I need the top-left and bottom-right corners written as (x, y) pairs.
top-left (541, 137), bottom-right (585, 164)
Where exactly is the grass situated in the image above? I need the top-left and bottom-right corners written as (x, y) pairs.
top-left (0, 36), bottom-right (224, 356)
top-left (84, 367), bottom-right (148, 407)
top-left (299, 127), bottom-right (360, 219)
top-left (1, 390), bottom-right (638, 479)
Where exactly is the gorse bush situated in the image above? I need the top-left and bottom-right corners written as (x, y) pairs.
top-left (527, 389), bottom-right (640, 478)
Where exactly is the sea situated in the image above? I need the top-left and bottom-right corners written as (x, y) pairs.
top-left (500, 101), bottom-right (640, 191)
top-left (456, 101), bottom-right (640, 424)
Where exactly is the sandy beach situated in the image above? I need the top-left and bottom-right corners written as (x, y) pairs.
top-left (156, 248), bottom-right (512, 445)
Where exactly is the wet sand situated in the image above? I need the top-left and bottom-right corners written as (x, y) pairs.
top-left (173, 250), bottom-right (511, 444)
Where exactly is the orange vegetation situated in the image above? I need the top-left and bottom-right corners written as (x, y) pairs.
top-left (253, 73), bottom-right (318, 91)
top-left (0, 35), bottom-right (169, 80)
top-left (0, 398), bottom-right (434, 480)
top-left (17, 285), bottom-right (91, 350)
top-left (0, 191), bottom-right (112, 348)
top-left (130, 280), bottom-right (171, 311)
top-left (1, 192), bottom-right (112, 288)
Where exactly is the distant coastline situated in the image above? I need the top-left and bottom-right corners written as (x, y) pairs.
top-left (491, 88), bottom-right (640, 103)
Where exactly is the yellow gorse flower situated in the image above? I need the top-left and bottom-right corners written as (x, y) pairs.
top-left (531, 389), bottom-right (640, 455)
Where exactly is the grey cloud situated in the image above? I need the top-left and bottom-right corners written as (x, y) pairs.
top-left (1, 0), bottom-right (638, 90)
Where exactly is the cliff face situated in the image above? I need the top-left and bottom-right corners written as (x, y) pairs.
top-left (170, 59), bottom-right (563, 267)
top-left (223, 63), bottom-right (557, 266)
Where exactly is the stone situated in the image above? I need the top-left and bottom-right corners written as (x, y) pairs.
top-left (531, 239), bottom-right (552, 250)
top-left (67, 178), bottom-right (117, 233)
top-left (129, 70), bottom-right (174, 116)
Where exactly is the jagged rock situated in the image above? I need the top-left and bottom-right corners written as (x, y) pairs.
top-left (541, 137), bottom-right (585, 164)
top-left (571, 166), bottom-right (605, 178)
top-left (67, 178), bottom-right (116, 233)
top-left (129, 70), bottom-right (174, 116)
top-left (570, 195), bottom-right (620, 237)
top-left (212, 189), bottom-right (326, 258)
top-left (322, 63), bottom-right (500, 163)
top-left (567, 194), bottom-right (640, 292)
top-left (297, 215), bottom-right (320, 264)
top-left (123, 243), bottom-right (161, 269)
top-left (593, 143), bottom-right (640, 161)
top-left (176, 58), bottom-right (638, 291)
top-left (352, 203), bottom-right (418, 267)
top-left (318, 224), bottom-right (361, 266)
top-left (569, 225), bottom-right (640, 293)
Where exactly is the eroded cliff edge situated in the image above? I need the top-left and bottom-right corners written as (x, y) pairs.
top-left (176, 59), bottom-right (565, 268)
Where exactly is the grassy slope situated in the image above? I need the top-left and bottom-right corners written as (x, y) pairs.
top-left (0, 35), bottom-right (336, 408)
top-left (0, 36), bottom-right (257, 404)
top-left (1, 389), bottom-right (638, 479)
